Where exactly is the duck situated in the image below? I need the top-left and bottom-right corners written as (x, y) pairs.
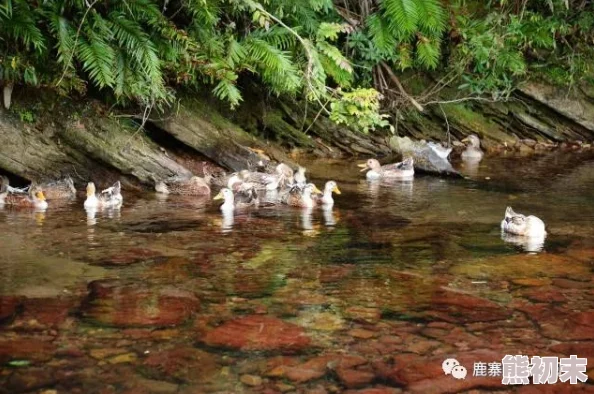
top-left (213, 187), bottom-right (258, 211)
top-left (500, 207), bottom-right (546, 238)
top-left (358, 157), bottom-right (414, 180)
top-left (0, 176), bottom-right (48, 209)
top-left (84, 181), bottom-right (123, 209)
top-left (283, 183), bottom-right (322, 208)
top-left (461, 135), bottom-right (484, 161)
top-left (154, 172), bottom-right (211, 196)
top-left (317, 180), bottom-right (341, 206)
top-left (32, 177), bottom-right (77, 200)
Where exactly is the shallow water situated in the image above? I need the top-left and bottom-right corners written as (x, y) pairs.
top-left (1, 152), bottom-right (594, 393)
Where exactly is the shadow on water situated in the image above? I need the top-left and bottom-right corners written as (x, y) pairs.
top-left (1, 151), bottom-right (594, 392)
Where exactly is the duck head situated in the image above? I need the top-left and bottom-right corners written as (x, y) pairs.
top-left (358, 159), bottom-right (381, 172)
top-left (462, 134), bottom-right (481, 148)
top-left (324, 180), bottom-right (341, 195)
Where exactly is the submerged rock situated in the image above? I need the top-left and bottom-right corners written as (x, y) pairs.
top-left (201, 315), bottom-right (311, 352)
top-left (142, 347), bottom-right (219, 384)
top-left (81, 280), bottom-right (199, 327)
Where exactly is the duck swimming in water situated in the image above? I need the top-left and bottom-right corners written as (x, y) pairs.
top-left (213, 187), bottom-right (258, 211)
top-left (84, 181), bottom-right (123, 209)
top-left (154, 172), bottom-right (211, 196)
top-left (501, 207), bottom-right (546, 238)
top-left (317, 180), bottom-right (341, 206)
top-left (283, 183), bottom-right (322, 208)
top-left (0, 177), bottom-right (48, 209)
top-left (461, 135), bottom-right (484, 161)
top-left (31, 177), bottom-right (76, 200)
top-left (358, 157), bottom-right (414, 180)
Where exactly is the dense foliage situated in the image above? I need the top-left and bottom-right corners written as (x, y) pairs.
top-left (0, 0), bottom-right (592, 132)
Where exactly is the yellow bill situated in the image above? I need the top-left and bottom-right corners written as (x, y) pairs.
top-left (36, 191), bottom-right (46, 201)
top-left (213, 192), bottom-right (223, 200)
top-left (333, 186), bottom-right (341, 194)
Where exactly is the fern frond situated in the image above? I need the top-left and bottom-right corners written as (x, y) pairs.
top-left (383, 0), bottom-right (419, 38)
top-left (109, 11), bottom-right (161, 86)
top-left (213, 77), bottom-right (243, 108)
top-left (416, 38), bottom-right (440, 69)
top-left (245, 38), bottom-right (301, 94)
top-left (416, 0), bottom-right (447, 37)
top-left (316, 41), bottom-right (353, 73)
top-left (367, 13), bottom-right (397, 55)
top-left (48, 15), bottom-right (75, 67)
top-left (77, 34), bottom-right (116, 88)
top-left (2, 1), bottom-right (45, 52)
top-left (319, 53), bottom-right (353, 87)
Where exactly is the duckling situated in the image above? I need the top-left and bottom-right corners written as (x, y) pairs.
top-left (0, 177), bottom-right (48, 209)
top-left (283, 183), bottom-right (322, 208)
top-left (213, 187), bottom-right (258, 211)
top-left (461, 135), bottom-right (484, 161)
top-left (358, 157), bottom-right (414, 180)
top-left (154, 173), bottom-right (211, 196)
top-left (84, 181), bottom-right (123, 209)
top-left (318, 180), bottom-right (341, 206)
top-left (33, 177), bottom-right (76, 199)
top-left (500, 207), bottom-right (546, 237)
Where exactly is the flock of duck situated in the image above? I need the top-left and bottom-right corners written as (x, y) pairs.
top-left (0, 134), bottom-right (546, 241)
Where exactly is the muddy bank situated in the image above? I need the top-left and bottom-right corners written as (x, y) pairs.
top-left (0, 82), bottom-right (593, 187)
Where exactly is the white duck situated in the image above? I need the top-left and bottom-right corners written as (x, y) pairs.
top-left (84, 181), bottom-right (123, 209)
top-left (500, 207), bottom-right (546, 237)
top-left (461, 135), bottom-right (484, 161)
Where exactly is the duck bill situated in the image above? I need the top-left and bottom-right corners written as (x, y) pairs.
top-left (461, 137), bottom-right (470, 143)
top-left (37, 191), bottom-right (46, 201)
top-left (333, 186), bottom-right (341, 195)
top-left (213, 192), bottom-right (224, 200)
top-left (357, 163), bottom-right (369, 172)
top-left (312, 186), bottom-right (322, 194)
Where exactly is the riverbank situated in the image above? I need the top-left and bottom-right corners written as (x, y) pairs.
top-left (1, 81), bottom-right (593, 188)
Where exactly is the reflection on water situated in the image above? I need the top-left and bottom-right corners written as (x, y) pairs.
top-left (500, 231), bottom-right (546, 253)
top-left (1, 151), bottom-right (594, 393)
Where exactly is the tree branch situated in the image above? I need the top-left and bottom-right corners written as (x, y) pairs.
top-left (380, 62), bottom-right (424, 112)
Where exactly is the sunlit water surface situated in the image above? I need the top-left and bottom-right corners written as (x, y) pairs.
top-left (1, 152), bottom-right (594, 393)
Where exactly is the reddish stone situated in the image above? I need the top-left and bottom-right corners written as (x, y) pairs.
top-left (99, 248), bottom-right (165, 266)
top-left (201, 315), bottom-right (311, 352)
top-left (336, 367), bottom-right (375, 388)
top-left (426, 288), bottom-right (511, 323)
top-left (0, 338), bottom-right (56, 363)
top-left (549, 342), bottom-right (594, 359)
top-left (344, 306), bottom-right (381, 324)
top-left (349, 328), bottom-right (376, 339)
top-left (0, 296), bottom-right (21, 323)
top-left (522, 287), bottom-right (567, 303)
top-left (552, 278), bottom-right (593, 289)
top-left (528, 308), bottom-right (594, 341)
top-left (284, 365), bottom-right (326, 383)
top-left (143, 347), bottom-right (219, 383)
top-left (20, 297), bottom-right (79, 327)
top-left (81, 280), bottom-right (199, 327)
